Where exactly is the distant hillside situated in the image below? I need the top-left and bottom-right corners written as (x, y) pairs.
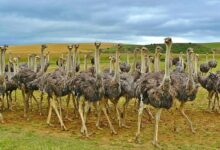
top-left (8, 43), bottom-right (114, 54)
top-left (7, 42), bottom-right (220, 54)
top-left (105, 43), bottom-right (220, 54)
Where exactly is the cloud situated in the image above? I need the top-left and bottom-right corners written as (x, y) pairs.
top-left (0, 0), bottom-right (220, 45)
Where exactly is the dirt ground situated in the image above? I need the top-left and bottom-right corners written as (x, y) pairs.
top-left (0, 88), bottom-right (220, 150)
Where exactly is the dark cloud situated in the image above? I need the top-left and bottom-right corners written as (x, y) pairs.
top-left (0, 0), bottom-right (220, 45)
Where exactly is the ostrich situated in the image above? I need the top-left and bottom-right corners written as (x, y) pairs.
top-left (4, 53), bottom-right (18, 110)
top-left (120, 49), bottom-right (131, 72)
top-left (208, 49), bottom-right (217, 70)
top-left (200, 53), bottom-right (210, 74)
top-left (171, 48), bottom-right (199, 133)
top-left (0, 45), bottom-right (8, 123)
top-left (198, 73), bottom-right (218, 112)
top-left (73, 42), bottom-right (116, 137)
top-left (12, 45), bottom-right (48, 118)
top-left (135, 38), bottom-right (175, 147)
top-left (103, 44), bottom-right (122, 127)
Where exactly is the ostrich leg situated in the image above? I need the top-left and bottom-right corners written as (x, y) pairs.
top-left (32, 92), bottom-right (40, 112)
top-left (100, 98), bottom-right (117, 134)
top-left (206, 91), bottom-right (214, 112)
top-left (65, 94), bottom-right (71, 120)
top-left (84, 101), bottom-right (92, 124)
top-left (152, 108), bottom-right (162, 148)
top-left (121, 97), bottom-right (130, 128)
top-left (180, 102), bottom-right (196, 133)
top-left (0, 112), bottom-right (4, 123)
top-left (50, 96), bottom-right (67, 130)
top-left (72, 94), bottom-right (79, 118)
top-left (212, 92), bottom-right (220, 112)
top-left (39, 92), bottom-right (44, 115)
top-left (46, 97), bottom-right (53, 126)
top-left (135, 97), bottom-right (144, 143)
top-left (95, 101), bottom-right (103, 130)
top-left (78, 96), bottom-right (89, 137)
top-left (115, 101), bottom-right (122, 127)
top-left (9, 91), bottom-right (15, 110)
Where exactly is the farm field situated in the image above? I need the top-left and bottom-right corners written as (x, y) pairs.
top-left (0, 43), bottom-right (220, 150)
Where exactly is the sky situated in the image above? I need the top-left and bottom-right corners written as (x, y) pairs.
top-left (0, 0), bottom-right (220, 45)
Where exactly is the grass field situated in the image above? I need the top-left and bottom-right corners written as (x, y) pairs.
top-left (0, 44), bottom-right (220, 150)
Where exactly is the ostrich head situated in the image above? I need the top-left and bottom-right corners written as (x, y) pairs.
top-left (41, 44), bottom-right (47, 52)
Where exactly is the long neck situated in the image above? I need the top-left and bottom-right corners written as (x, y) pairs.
top-left (95, 47), bottom-right (100, 76)
top-left (2, 50), bottom-right (6, 75)
top-left (126, 51), bottom-right (129, 64)
top-left (154, 52), bottom-right (160, 72)
top-left (187, 52), bottom-right (193, 80)
top-left (8, 54), bottom-right (12, 80)
top-left (0, 50), bottom-right (2, 75)
top-left (109, 58), bottom-right (112, 73)
top-left (140, 50), bottom-right (146, 73)
top-left (34, 57), bottom-right (37, 72)
top-left (212, 51), bottom-right (215, 60)
top-left (206, 54), bottom-right (208, 63)
top-left (40, 49), bottom-right (44, 72)
top-left (84, 55), bottom-right (87, 70)
top-left (67, 50), bottom-right (72, 74)
top-left (146, 54), bottom-right (151, 73)
top-left (114, 50), bottom-right (120, 81)
top-left (130, 52), bottom-right (137, 73)
top-left (194, 55), bottom-right (198, 77)
top-left (73, 50), bottom-right (77, 76)
top-left (164, 44), bottom-right (171, 81)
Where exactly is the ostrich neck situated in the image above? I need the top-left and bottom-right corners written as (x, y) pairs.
top-left (8, 54), bottom-right (12, 80)
top-left (126, 52), bottom-right (129, 64)
top-left (187, 52), bottom-right (193, 80)
top-left (213, 51), bottom-right (215, 60)
top-left (163, 44), bottom-right (171, 83)
top-left (2, 50), bottom-right (6, 75)
top-left (73, 50), bottom-right (77, 76)
top-left (154, 52), bottom-right (160, 72)
top-left (40, 49), bottom-right (44, 72)
top-left (34, 57), bottom-right (37, 72)
top-left (109, 59), bottom-right (112, 73)
top-left (113, 50), bottom-right (120, 81)
top-left (140, 50), bottom-right (146, 73)
top-left (95, 47), bottom-right (100, 76)
top-left (206, 55), bottom-right (208, 63)
top-left (130, 53), bottom-right (137, 73)
top-left (146, 54), bottom-right (151, 73)
top-left (194, 56), bottom-right (198, 77)
top-left (84, 56), bottom-right (87, 70)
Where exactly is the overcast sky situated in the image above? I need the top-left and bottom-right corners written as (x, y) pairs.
top-left (0, 0), bottom-right (220, 45)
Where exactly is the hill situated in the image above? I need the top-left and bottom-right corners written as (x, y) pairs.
top-left (6, 42), bottom-right (220, 54)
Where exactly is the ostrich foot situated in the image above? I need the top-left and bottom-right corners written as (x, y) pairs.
top-left (152, 141), bottom-right (162, 149)
top-left (134, 133), bottom-right (141, 144)
top-left (121, 123), bottom-right (130, 129)
top-left (80, 126), bottom-right (91, 137)
top-left (65, 116), bottom-right (73, 121)
top-left (47, 123), bottom-right (54, 127)
top-left (95, 123), bottom-right (103, 130)
top-left (96, 126), bottom-right (103, 131)
top-left (111, 129), bottom-right (117, 135)
top-left (204, 108), bottom-right (213, 113)
top-left (190, 127), bottom-right (196, 134)
top-left (61, 125), bottom-right (68, 131)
